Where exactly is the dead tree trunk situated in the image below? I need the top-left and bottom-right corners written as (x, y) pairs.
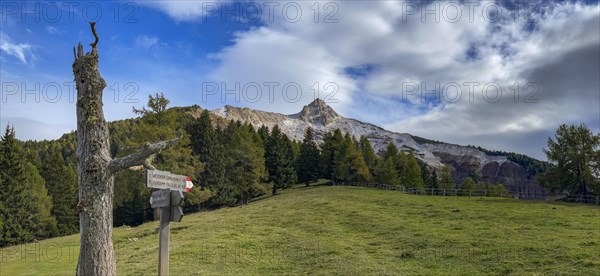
top-left (73, 22), bottom-right (179, 276)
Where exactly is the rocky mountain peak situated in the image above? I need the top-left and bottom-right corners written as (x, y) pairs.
top-left (296, 98), bottom-right (339, 125)
top-left (208, 99), bottom-right (545, 194)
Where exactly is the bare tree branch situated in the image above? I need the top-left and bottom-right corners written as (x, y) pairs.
top-left (89, 22), bottom-right (99, 49)
top-left (144, 153), bottom-right (158, 170)
top-left (107, 137), bottom-right (180, 175)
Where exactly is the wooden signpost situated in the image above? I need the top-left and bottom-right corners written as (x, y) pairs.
top-left (147, 170), bottom-right (188, 191)
top-left (148, 170), bottom-right (191, 276)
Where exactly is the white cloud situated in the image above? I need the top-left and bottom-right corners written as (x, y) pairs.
top-left (138, 1), bottom-right (231, 22)
top-left (0, 32), bottom-right (35, 65)
top-left (208, 27), bottom-right (356, 114)
top-left (383, 2), bottom-right (600, 159)
top-left (135, 35), bottom-right (160, 49)
top-left (45, 26), bottom-right (63, 35)
top-left (144, 1), bottom-right (600, 158)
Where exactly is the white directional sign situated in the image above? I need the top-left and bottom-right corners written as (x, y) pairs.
top-left (150, 189), bottom-right (170, 208)
top-left (147, 170), bottom-right (190, 276)
top-left (147, 170), bottom-right (188, 192)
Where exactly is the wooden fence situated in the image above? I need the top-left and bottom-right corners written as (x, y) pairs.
top-left (331, 181), bottom-right (600, 205)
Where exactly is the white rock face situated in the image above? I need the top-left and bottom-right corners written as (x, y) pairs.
top-left (210, 99), bottom-right (508, 170)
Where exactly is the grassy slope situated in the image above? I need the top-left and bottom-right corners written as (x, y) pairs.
top-left (1, 185), bottom-right (599, 275)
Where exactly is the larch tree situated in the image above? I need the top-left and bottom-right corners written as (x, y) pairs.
top-left (334, 133), bottom-right (372, 182)
top-left (374, 157), bottom-right (401, 186)
top-left (359, 136), bottom-right (377, 175)
top-left (539, 124), bottom-right (600, 195)
top-left (399, 152), bottom-right (424, 189)
top-left (460, 177), bottom-right (476, 190)
top-left (72, 23), bottom-right (179, 275)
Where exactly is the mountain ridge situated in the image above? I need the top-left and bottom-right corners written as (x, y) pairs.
top-left (206, 99), bottom-right (547, 195)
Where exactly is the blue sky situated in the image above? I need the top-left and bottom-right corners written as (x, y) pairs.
top-left (1, 0), bottom-right (599, 160)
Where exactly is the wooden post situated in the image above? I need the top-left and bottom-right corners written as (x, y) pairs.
top-left (158, 206), bottom-right (170, 276)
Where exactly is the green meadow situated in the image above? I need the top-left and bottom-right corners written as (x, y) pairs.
top-left (1, 185), bottom-right (599, 275)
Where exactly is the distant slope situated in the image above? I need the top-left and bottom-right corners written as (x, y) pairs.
top-left (209, 99), bottom-right (548, 193)
top-left (2, 185), bottom-right (598, 275)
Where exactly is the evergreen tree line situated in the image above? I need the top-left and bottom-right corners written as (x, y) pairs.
top-left (0, 126), bottom-right (77, 247)
top-left (0, 103), bottom-right (510, 247)
top-left (188, 111), bottom-right (510, 210)
top-left (3, 97), bottom-right (595, 248)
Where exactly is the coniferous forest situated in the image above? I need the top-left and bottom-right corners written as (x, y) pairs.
top-left (0, 94), bottom-right (597, 247)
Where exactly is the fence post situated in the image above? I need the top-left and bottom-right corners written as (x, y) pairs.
top-left (443, 189), bottom-right (446, 196)
top-left (484, 190), bottom-right (487, 197)
top-left (500, 191), bottom-right (503, 198)
top-left (469, 189), bottom-right (472, 197)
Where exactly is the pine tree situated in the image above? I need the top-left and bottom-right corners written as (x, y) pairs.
top-left (201, 122), bottom-right (237, 206)
top-left (467, 170), bottom-right (481, 183)
top-left (429, 170), bottom-right (439, 189)
top-left (205, 143), bottom-right (232, 206)
top-left (298, 128), bottom-right (321, 186)
top-left (0, 138), bottom-right (6, 243)
top-left (188, 111), bottom-right (232, 206)
top-left (40, 146), bottom-right (78, 235)
top-left (0, 125), bottom-right (55, 246)
top-left (439, 165), bottom-right (456, 190)
top-left (24, 162), bottom-right (59, 237)
top-left (383, 142), bottom-right (399, 160)
top-left (257, 125), bottom-right (270, 148)
top-left (320, 129), bottom-right (344, 179)
top-left (0, 176), bottom-right (5, 243)
top-left (265, 125), bottom-right (297, 194)
top-left (225, 123), bottom-right (268, 203)
top-left (374, 157), bottom-right (401, 186)
top-left (188, 110), bottom-right (216, 161)
top-left (421, 162), bottom-right (438, 189)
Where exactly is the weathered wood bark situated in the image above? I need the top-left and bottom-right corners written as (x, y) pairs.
top-left (73, 22), bottom-right (179, 276)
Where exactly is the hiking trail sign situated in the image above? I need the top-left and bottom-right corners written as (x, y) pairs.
top-left (147, 170), bottom-right (187, 191)
top-left (150, 189), bottom-right (170, 208)
top-left (147, 170), bottom-right (192, 276)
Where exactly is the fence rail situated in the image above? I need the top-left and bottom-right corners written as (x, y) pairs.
top-left (331, 181), bottom-right (600, 205)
